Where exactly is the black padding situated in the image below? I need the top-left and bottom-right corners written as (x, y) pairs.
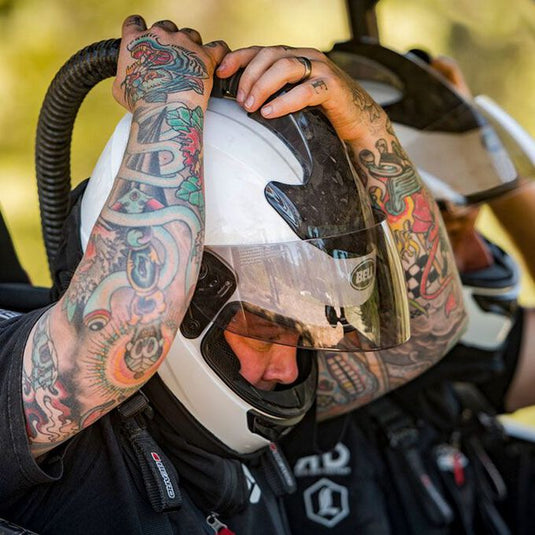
top-left (0, 208), bottom-right (51, 312)
top-left (0, 209), bottom-right (29, 284)
top-left (0, 283), bottom-right (51, 313)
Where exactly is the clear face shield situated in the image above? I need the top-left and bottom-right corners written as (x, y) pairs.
top-left (175, 95), bottom-right (412, 354)
top-left (394, 105), bottom-right (518, 203)
top-left (186, 210), bottom-right (410, 352)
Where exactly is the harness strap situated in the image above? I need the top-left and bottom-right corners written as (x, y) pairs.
top-left (117, 392), bottom-right (183, 513)
top-left (454, 383), bottom-right (510, 535)
top-left (261, 442), bottom-right (296, 497)
top-left (368, 397), bottom-right (454, 528)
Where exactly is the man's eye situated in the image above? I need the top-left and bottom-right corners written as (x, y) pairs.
top-left (243, 338), bottom-right (274, 352)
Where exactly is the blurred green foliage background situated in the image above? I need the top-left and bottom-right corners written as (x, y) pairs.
top-left (0, 0), bottom-right (534, 298)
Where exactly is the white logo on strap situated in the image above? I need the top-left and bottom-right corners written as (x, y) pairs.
top-left (304, 478), bottom-right (349, 528)
top-left (242, 465), bottom-right (261, 504)
top-left (294, 442), bottom-right (351, 477)
top-left (150, 452), bottom-right (176, 499)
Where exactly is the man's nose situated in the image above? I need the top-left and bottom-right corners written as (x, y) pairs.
top-left (263, 345), bottom-right (299, 385)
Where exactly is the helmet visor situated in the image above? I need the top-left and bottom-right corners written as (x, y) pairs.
top-left (395, 102), bottom-right (518, 203)
top-left (191, 212), bottom-right (410, 351)
top-left (474, 95), bottom-right (535, 184)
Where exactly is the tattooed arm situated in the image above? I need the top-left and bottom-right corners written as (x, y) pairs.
top-left (218, 46), bottom-right (467, 420)
top-left (316, 115), bottom-right (466, 419)
top-left (22, 17), bottom-right (228, 457)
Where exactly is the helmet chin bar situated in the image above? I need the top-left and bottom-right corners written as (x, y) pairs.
top-left (158, 316), bottom-right (318, 455)
top-left (201, 323), bottom-right (317, 442)
top-left (247, 409), bottom-right (309, 443)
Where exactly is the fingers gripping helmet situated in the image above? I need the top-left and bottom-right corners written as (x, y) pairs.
top-left (80, 79), bottom-right (409, 455)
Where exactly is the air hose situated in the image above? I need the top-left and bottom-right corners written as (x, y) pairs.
top-left (35, 38), bottom-right (120, 277)
top-left (35, 38), bottom-right (244, 279)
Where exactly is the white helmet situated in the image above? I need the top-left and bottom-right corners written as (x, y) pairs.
top-left (80, 82), bottom-right (409, 455)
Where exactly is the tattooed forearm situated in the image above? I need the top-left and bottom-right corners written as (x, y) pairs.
top-left (316, 310), bottom-right (456, 419)
top-left (316, 350), bottom-right (387, 420)
top-left (317, 126), bottom-right (466, 420)
top-left (23, 97), bottom-right (206, 453)
top-left (23, 316), bottom-right (73, 447)
top-left (357, 136), bottom-right (460, 314)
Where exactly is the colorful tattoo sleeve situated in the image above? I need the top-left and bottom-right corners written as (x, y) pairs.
top-left (22, 35), bottom-right (209, 455)
top-left (317, 106), bottom-right (466, 420)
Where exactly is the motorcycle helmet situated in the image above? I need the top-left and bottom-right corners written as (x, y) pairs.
top-left (79, 81), bottom-right (410, 455)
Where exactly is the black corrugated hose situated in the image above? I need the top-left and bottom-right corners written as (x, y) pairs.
top-left (35, 38), bottom-right (120, 277)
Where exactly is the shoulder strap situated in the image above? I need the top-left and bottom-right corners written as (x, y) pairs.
top-left (116, 392), bottom-right (182, 513)
top-left (366, 396), bottom-right (454, 531)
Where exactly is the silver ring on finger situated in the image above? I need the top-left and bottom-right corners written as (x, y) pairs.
top-left (295, 56), bottom-right (312, 83)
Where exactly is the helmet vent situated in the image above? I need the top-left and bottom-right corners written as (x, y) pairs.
top-left (180, 251), bottom-right (237, 339)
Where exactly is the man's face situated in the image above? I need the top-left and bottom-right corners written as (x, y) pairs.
top-left (224, 309), bottom-right (300, 391)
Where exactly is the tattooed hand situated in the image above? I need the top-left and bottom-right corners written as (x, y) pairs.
top-left (113, 15), bottom-right (229, 111)
top-left (216, 45), bottom-right (384, 143)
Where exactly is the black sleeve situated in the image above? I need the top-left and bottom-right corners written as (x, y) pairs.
top-left (478, 306), bottom-right (525, 414)
top-left (0, 307), bottom-right (64, 501)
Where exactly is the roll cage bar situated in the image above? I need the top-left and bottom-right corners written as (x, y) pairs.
top-left (346, 0), bottom-right (380, 43)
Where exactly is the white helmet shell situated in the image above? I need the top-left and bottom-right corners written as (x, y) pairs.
top-left (81, 96), bottom-right (409, 454)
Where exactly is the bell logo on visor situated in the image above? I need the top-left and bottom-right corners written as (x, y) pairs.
top-left (350, 258), bottom-right (375, 291)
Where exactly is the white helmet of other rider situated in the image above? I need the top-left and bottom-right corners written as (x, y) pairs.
top-left (329, 44), bottom-right (525, 203)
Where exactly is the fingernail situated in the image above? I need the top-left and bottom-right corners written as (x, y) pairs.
top-left (245, 95), bottom-right (255, 109)
top-left (237, 89), bottom-right (245, 103)
top-left (262, 105), bottom-right (273, 117)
